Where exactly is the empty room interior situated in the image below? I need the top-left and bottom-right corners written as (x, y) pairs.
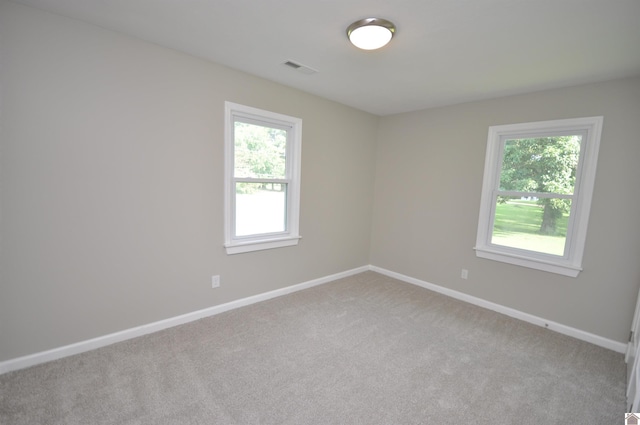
top-left (1, 0), bottom-right (640, 423)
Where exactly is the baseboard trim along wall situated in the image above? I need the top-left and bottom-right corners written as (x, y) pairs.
top-left (0, 264), bottom-right (625, 374)
top-left (0, 266), bottom-right (370, 375)
top-left (369, 266), bottom-right (627, 354)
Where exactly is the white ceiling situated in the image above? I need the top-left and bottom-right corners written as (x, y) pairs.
top-left (10, 0), bottom-right (640, 116)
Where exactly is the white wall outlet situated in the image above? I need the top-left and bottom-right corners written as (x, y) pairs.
top-left (461, 269), bottom-right (469, 280)
top-left (211, 275), bottom-right (220, 288)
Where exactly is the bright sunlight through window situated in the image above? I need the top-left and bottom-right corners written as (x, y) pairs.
top-left (224, 102), bottom-right (302, 255)
top-left (475, 117), bottom-right (603, 277)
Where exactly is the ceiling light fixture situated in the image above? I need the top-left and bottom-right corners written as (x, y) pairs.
top-left (346, 18), bottom-right (396, 50)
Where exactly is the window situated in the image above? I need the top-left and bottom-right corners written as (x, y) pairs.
top-left (224, 102), bottom-right (302, 254)
top-left (475, 116), bottom-right (603, 277)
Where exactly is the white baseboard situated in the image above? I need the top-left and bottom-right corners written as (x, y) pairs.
top-left (0, 265), bottom-right (370, 375)
top-left (370, 265), bottom-right (627, 354)
top-left (0, 264), bottom-right (625, 375)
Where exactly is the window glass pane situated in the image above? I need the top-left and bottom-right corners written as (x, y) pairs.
top-left (499, 136), bottom-right (581, 195)
top-left (234, 122), bottom-right (286, 179)
top-left (235, 183), bottom-right (286, 236)
top-left (491, 196), bottom-right (571, 256)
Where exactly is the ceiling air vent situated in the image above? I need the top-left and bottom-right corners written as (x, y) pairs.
top-left (283, 60), bottom-right (318, 75)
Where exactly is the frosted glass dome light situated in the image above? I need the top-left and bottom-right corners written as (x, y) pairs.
top-left (347, 18), bottom-right (396, 50)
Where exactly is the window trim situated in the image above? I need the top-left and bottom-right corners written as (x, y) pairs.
top-left (224, 102), bottom-right (302, 255)
top-left (474, 116), bottom-right (603, 277)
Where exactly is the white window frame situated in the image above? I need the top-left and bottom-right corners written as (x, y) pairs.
top-left (224, 102), bottom-right (302, 255)
top-left (475, 116), bottom-right (603, 277)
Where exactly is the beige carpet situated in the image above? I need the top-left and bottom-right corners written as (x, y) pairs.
top-left (0, 271), bottom-right (626, 424)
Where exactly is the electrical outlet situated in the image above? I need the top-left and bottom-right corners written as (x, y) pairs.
top-left (211, 275), bottom-right (220, 288)
top-left (461, 269), bottom-right (469, 280)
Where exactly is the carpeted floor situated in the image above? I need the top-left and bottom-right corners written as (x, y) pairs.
top-left (0, 271), bottom-right (626, 424)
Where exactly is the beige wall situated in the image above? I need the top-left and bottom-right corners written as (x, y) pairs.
top-left (371, 76), bottom-right (640, 343)
top-left (0, 2), bottom-right (378, 361)
top-left (2, 0), bottom-right (639, 364)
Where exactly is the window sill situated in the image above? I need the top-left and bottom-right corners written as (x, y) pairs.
top-left (225, 236), bottom-right (301, 255)
top-left (474, 246), bottom-right (582, 277)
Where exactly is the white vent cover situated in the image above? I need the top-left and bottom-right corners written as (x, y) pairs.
top-left (283, 60), bottom-right (318, 75)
